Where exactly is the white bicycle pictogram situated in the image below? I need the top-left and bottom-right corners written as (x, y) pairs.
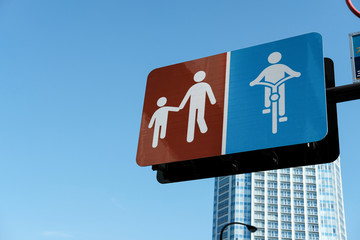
top-left (249, 52), bottom-right (301, 134)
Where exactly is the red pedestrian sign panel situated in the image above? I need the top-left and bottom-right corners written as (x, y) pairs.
top-left (137, 53), bottom-right (227, 166)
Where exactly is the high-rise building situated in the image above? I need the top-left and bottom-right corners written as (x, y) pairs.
top-left (212, 159), bottom-right (346, 240)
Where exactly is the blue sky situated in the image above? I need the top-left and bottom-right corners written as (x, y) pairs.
top-left (0, 1), bottom-right (359, 240)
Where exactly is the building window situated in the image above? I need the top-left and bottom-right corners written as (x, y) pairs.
top-left (309, 233), bottom-right (319, 240)
top-left (218, 208), bottom-right (228, 218)
top-left (255, 189), bottom-right (265, 195)
top-left (219, 185), bottom-right (229, 194)
top-left (281, 206), bottom-right (291, 213)
top-left (268, 230), bottom-right (278, 237)
top-left (307, 200), bottom-right (317, 207)
top-left (306, 176), bottom-right (316, 184)
top-left (267, 173), bottom-right (277, 181)
top-left (218, 215), bottom-right (228, 225)
top-left (281, 198), bottom-right (291, 205)
top-left (295, 232), bottom-right (305, 239)
top-left (294, 207), bottom-right (304, 214)
top-left (268, 197), bottom-right (278, 204)
top-left (306, 184), bottom-right (316, 191)
top-left (255, 196), bottom-right (264, 203)
top-left (268, 221), bottom-right (278, 229)
top-left (267, 213), bottom-right (278, 221)
top-left (293, 176), bottom-right (303, 182)
top-left (255, 212), bottom-right (265, 219)
top-left (294, 191), bottom-right (304, 198)
top-left (308, 216), bottom-right (318, 223)
top-left (281, 223), bottom-right (291, 230)
top-left (294, 224), bottom-right (305, 231)
top-left (294, 215), bottom-right (305, 222)
top-left (255, 204), bottom-right (265, 211)
top-left (268, 190), bottom-right (277, 196)
top-left (255, 229), bottom-right (265, 236)
top-left (281, 214), bottom-right (291, 222)
top-left (255, 220), bottom-right (265, 228)
top-left (281, 231), bottom-right (292, 238)
top-left (307, 208), bottom-right (318, 215)
top-left (307, 192), bottom-right (317, 199)
top-left (268, 181), bottom-right (277, 188)
top-left (219, 192), bottom-right (229, 202)
top-left (219, 177), bottom-right (229, 187)
top-left (281, 190), bottom-right (290, 197)
top-left (306, 169), bottom-right (316, 175)
top-left (255, 180), bottom-right (264, 187)
top-left (280, 174), bottom-right (290, 181)
top-left (218, 200), bottom-right (229, 210)
top-left (308, 224), bottom-right (318, 232)
top-left (294, 199), bottom-right (304, 206)
top-left (280, 168), bottom-right (290, 173)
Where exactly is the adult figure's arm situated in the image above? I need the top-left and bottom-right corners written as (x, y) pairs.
top-left (148, 113), bottom-right (156, 128)
top-left (179, 89), bottom-right (192, 109)
top-left (205, 84), bottom-right (216, 104)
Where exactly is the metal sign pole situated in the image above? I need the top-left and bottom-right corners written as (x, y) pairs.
top-left (327, 83), bottom-right (360, 103)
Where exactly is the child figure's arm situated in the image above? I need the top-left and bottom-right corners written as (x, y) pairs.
top-left (168, 106), bottom-right (180, 112)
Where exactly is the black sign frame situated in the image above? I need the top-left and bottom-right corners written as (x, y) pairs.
top-left (153, 58), bottom-right (339, 183)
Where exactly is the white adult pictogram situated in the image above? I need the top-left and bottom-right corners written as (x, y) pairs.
top-left (179, 71), bottom-right (217, 143)
top-left (148, 97), bottom-right (179, 148)
top-left (249, 52), bottom-right (301, 134)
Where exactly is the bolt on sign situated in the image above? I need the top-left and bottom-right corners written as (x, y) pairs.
top-left (137, 33), bottom-right (327, 167)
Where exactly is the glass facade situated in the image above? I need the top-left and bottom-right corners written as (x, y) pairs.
top-left (212, 159), bottom-right (346, 240)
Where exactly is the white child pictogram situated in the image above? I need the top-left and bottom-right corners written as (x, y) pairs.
top-left (250, 52), bottom-right (301, 133)
top-left (179, 71), bottom-right (217, 142)
top-left (148, 97), bottom-right (179, 148)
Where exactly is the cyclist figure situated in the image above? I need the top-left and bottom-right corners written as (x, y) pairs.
top-left (250, 52), bottom-right (301, 122)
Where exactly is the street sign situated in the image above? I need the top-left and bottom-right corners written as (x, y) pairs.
top-left (137, 32), bottom-right (327, 167)
top-left (154, 58), bottom-right (339, 183)
top-left (349, 32), bottom-right (360, 83)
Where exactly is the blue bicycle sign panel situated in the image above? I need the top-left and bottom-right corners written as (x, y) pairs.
top-left (224, 33), bottom-right (327, 155)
